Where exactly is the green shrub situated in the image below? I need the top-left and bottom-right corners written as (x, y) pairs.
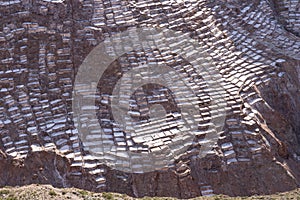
top-left (49, 190), bottom-right (57, 196)
top-left (102, 192), bottom-right (114, 200)
top-left (0, 190), bottom-right (9, 195)
top-left (78, 190), bottom-right (88, 196)
top-left (5, 195), bottom-right (17, 200)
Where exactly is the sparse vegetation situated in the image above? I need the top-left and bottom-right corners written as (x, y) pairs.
top-left (0, 185), bottom-right (299, 200)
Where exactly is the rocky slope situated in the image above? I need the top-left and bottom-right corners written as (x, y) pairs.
top-left (0, 0), bottom-right (299, 198)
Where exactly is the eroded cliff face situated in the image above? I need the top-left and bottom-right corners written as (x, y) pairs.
top-left (257, 60), bottom-right (300, 151)
top-left (0, 0), bottom-right (299, 198)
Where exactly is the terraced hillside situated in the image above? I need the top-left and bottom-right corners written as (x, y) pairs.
top-left (0, 0), bottom-right (299, 198)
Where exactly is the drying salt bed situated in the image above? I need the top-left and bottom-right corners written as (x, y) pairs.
top-left (0, 0), bottom-right (299, 197)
